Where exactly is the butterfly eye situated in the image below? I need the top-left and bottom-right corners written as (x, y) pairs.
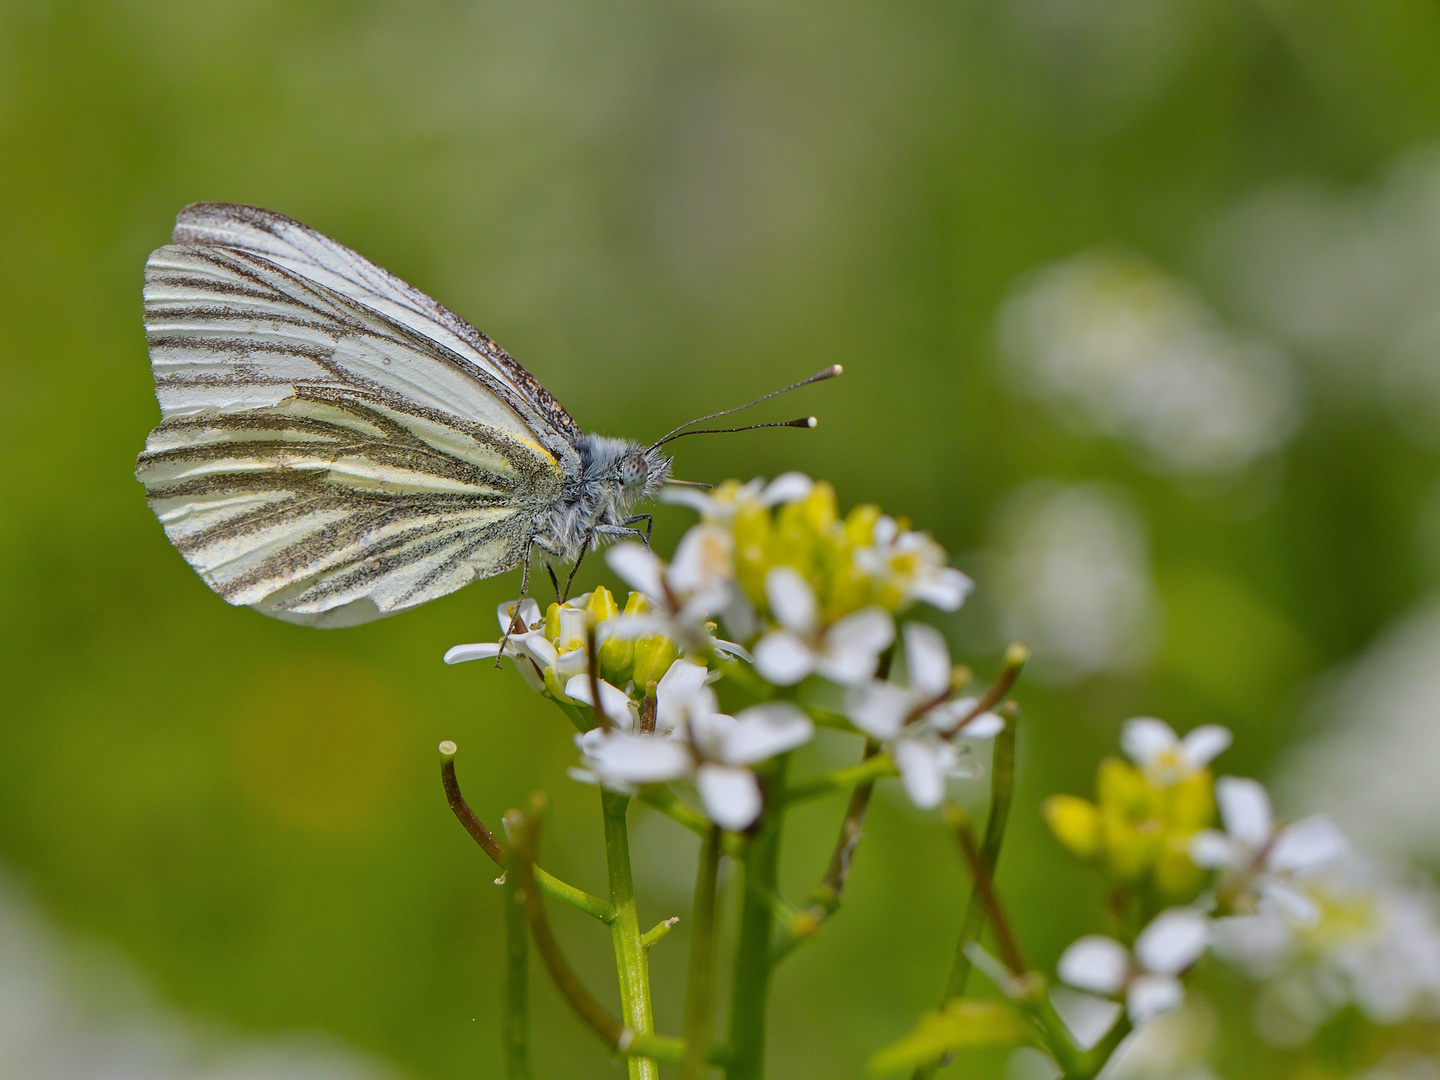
top-left (619, 454), bottom-right (648, 489)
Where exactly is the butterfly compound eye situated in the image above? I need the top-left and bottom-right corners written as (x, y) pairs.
top-left (619, 453), bottom-right (648, 489)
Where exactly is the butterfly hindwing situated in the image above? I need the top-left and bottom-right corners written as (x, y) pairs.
top-left (137, 234), bottom-right (566, 626)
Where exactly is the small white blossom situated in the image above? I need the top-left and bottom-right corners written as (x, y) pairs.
top-left (1190, 776), bottom-right (1348, 926)
top-left (573, 683), bottom-right (813, 830)
top-left (606, 527), bottom-right (745, 656)
top-left (1058, 908), bottom-right (1209, 1026)
top-left (855, 515), bottom-right (974, 612)
top-left (1121, 717), bottom-right (1232, 784)
top-left (751, 566), bottom-right (895, 687)
top-left (844, 623), bottom-right (1005, 809)
top-left (661, 472), bottom-right (814, 521)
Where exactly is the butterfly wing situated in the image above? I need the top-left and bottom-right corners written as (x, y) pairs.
top-left (170, 202), bottom-right (583, 463)
top-left (137, 230), bottom-right (568, 627)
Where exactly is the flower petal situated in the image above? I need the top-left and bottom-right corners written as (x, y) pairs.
top-left (721, 703), bottom-right (814, 765)
top-left (564, 675), bottom-right (635, 724)
top-left (1188, 829), bottom-right (1241, 869)
top-left (607, 543), bottom-right (665, 599)
top-left (902, 622), bottom-right (952, 699)
top-left (844, 681), bottom-right (911, 740)
top-left (753, 630), bottom-right (817, 686)
top-left (1119, 718), bottom-right (1178, 766)
top-left (582, 731), bottom-right (691, 784)
top-left (913, 567), bottom-right (975, 612)
top-left (1216, 776), bottom-right (1273, 849)
top-left (655, 659), bottom-right (711, 731)
top-left (1057, 936), bottom-right (1130, 996)
top-left (894, 738), bottom-right (956, 809)
top-left (444, 643), bottom-right (502, 664)
top-left (1126, 975), bottom-right (1184, 1025)
top-left (660, 487), bottom-right (715, 512)
top-left (669, 525), bottom-right (734, 596)
top-left (1134, 908), bottom-right (1208, 975)
top-left (761, 472), bottom-right (813, 506)
top-left (817, 608), bottom-right (897, 687)
top-left (1267, 815), bottom-right (1347, 876)
top-left (765, 566), bottom-right (818, 635)
top-left (1180, 724), bottom-right (1232, 769)
top-left (1049, 988), bottom-right (1123, 1052)
top-left (696, 764), bottom-right (763, 830)
top-left (1259, 881), bottom-right (1321, 927)
top-left (958, 711), bottom-right (1005, 740)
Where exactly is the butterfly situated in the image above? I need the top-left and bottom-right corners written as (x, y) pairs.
top-left (135, 203), bottom-right (836, 627)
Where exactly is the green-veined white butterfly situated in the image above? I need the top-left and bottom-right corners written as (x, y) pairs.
top-left (135, 203), bottom-right (835, 627)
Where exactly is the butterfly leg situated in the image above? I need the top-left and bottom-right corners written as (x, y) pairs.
top-left (561, 543), bottom-right (589, 603)
top-left (497, 537), bottom-right (549, 666)
top-left (546, 562), bottom-right (562, 601)
top-left (621, 514), bottom-right (654, 548)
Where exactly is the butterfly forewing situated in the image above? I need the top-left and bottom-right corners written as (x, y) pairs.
top-left (137, 211), bottom-right (570, 627)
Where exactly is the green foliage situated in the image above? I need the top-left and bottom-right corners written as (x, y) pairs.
top-left (867, 1000), bottom-right (1029, 1076)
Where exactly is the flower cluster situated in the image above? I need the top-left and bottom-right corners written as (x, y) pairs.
top-left (1042, 717), bottom-right (1361, 1045)
top-left (1043, 718), bottom-right (1229, 901)
top-left (446, 474), bottom-right (993, 828)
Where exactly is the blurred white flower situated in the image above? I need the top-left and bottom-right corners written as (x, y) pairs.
top-left (662, 472), bottom-right (814, 521)
top-left (854, 515), bottom-right (974, 612)
top-left (1277, 598), bottom-right (1440, 863)
top-left (844, 623), bottom-right (1005, 808)
top-left (998, 249), bottom-right (1299, 475)
top-left (0, 874), bottom-right (394, 1080)
top-left (606, 527), bottom-right (738, 653)
top-left (751, 566), bottom-right (894, 686)
top-left (1212, 858), bottom-right (1440, 1045)
top-left (573, 684), bottom-right (813, 830)
top-left (987, 483), bottom-right (1160, 683)
top-left (1121, 718), bottom-right (1231, 784)
top-left (1206, 144), bottom-right (1440, 440)
top-left (1191, 777), bottom-right (1347, 925)
top-left (1057, 907), bottom-right (1209, 1025)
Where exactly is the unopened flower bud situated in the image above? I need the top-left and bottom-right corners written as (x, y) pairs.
top-left (632, 633), bottom-right (679, 687)
top-left (1168, 771), bottom-right (1216, 832)
top-left (586, 585), bottom-right (619, 625)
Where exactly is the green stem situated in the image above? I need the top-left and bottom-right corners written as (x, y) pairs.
top-left (727, 755), bottom-right (789, 1080)
top-left (912, 711), bottom-right (1019, 1080)
top-left (603, 789), bottom-right (657, 1080)
top-left (441, 746), bottom-right (614, 921)
top-left (503, 835), bottom-right (532, 1079)
top-left (682, 826), bottom-right (722, 1080)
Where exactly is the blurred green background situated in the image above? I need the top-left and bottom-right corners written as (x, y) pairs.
top-left (5, 1), bottom-right (1440, 1077)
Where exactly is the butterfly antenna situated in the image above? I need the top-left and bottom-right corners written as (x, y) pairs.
top-left (647, 364), bottom-right (841, 452)
top-left (651, 416), bottom-right (817, 450)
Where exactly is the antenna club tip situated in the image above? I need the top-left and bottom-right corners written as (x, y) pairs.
top-left (806, 416), bottom-right (818, 428)
top-left (829, 364), bottom-right (843, 376)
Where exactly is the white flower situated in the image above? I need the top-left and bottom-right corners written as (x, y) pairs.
top-left (574, 685), bottom-right (813, 830)
top-left (606, 526), bottom-right (741, 654)
top-left (1058, 908), bottom-right (1210, 1026)
top-left (854, 515), bottom-right (974, 612)
top-left (1190, 776), bottom-right (1348, 925)
top-left (661, 473), bottom-right (814, 521)
top-left (445, 597), bottom-right (632, 713)
top-left (751, 566), bottom-right (894, 686)
top-left (844, 623), bottom-right (1005, 809)
top-left (1121, 717), bottom-right (1232, 784)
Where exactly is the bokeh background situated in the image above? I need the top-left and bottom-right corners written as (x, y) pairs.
top-left (4, 1), bottom-right (1440, 1076)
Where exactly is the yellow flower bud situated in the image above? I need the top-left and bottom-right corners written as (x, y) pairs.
top-left (1168, 771), bottom-right (1216, 833)
top-left (632, 633), bottom-right (679, 687)
top-left (1101, 809), bottom-right (1157, 881)
top-left (586, 585), bottom-right (619, 625)
top-left (1043, 795), bottom-right (1103, 859)
top-left (843, 503), bottom-right (882, 547)
top-left (1096, 758), bottom-right (1151, 816)
top-left (733, 504), bottom-right (774, 607)
top-left (597, 590), bottom-right (645, 683)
